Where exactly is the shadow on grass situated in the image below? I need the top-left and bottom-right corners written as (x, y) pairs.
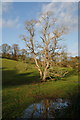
top-left (2, 69), bottom-right (40, 87)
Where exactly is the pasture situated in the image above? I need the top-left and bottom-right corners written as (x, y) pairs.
top-left (1, 58), bottom-right (79, 119)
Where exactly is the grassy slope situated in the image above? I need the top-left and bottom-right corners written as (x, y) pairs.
top-left (1, 58), bottom-right (79, 119)
top-left (2, 58), bottom-right (39, 86)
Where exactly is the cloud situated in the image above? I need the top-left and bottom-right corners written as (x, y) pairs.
top-left (36, 2), bottom-right (78, 31)
top-left (0, 2), bottom-right (13, 28)
top-left (0, 1), bottom-right (13, 16)
top-left (2, 17), bottom-right (20, 28)
top-left (0, 2), bottom-right (20, 28)
top-left (2, 2), bottom-right (13, 13)
top-left (36, 2), bottom-right (78, 56)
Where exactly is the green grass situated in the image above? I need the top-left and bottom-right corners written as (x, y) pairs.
top-left (2, 58), bottom-right (40, 87)
top-left (1, 58), bottom-right (79, 119)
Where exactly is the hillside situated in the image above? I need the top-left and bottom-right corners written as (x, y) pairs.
top-left (2, 58), bottom-right (39, 86)
top-left (1, 58), bottom-right (79, 119)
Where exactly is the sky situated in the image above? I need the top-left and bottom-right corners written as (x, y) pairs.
top-left (1, 2), bottom-right (78, 56)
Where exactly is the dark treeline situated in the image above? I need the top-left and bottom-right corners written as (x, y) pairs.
top-left (0, 43), bottom-right (79, 71)
top-left (0, 43), bottom-right (28, 62)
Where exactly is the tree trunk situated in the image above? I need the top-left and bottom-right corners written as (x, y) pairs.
top-left (42, 62), bottom-right (49, 82)
top-left (34, 54), bottom-right (43, 79)
top-left (43, 70), bottom-right (47, 82)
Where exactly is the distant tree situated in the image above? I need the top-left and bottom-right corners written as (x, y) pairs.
top-left (20, 49), bottom-right (27, 61)
top-left (60, 46), bottom-right (68, 67)
top-left (1, 44), bottom-right (11, 58)
top-left (69, 56), bottom-right (79, 69)
top-left (21, 49), bottom-right (26, 55)
top-left (21, 12), bottom-right (68, 82)
top-left (12, 44), bottom-right (19, 60)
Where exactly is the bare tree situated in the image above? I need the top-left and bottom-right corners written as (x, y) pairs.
top-left (0, 44), bottom-right (11, 58)
top-left (21, 49), bottom-right (26, 55)
top-left (60, 46), bottom-right (68, 67)
top-left (1, 44), bottom-right (11, 54)
top-left (12, 44), bottom-right (19, 60)
top-left (20, 49), bottom-right (27, 61)
top-left (21, 12), bottom-right (68, 82)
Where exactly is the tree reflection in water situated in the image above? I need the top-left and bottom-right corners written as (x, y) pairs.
top-left (23, 98), bottom-right (70, 118)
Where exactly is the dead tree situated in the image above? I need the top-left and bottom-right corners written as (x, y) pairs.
top-left (21, 12), bottom-right (68, 82)
top-left (12, 44), bottom-right (19, 60)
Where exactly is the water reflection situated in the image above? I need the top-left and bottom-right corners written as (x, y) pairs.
top-left (23, 98), bottom-right (70, 118)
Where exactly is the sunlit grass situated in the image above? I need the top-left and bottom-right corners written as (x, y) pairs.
top-left (1, 58), bottom-right (79, 118)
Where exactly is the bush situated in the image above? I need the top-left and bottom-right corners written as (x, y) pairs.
top-left (48, 67), bottom-right (74, 80)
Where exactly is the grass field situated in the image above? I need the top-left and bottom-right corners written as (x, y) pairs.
top-left (1, 58), bottom-right (79, 119)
